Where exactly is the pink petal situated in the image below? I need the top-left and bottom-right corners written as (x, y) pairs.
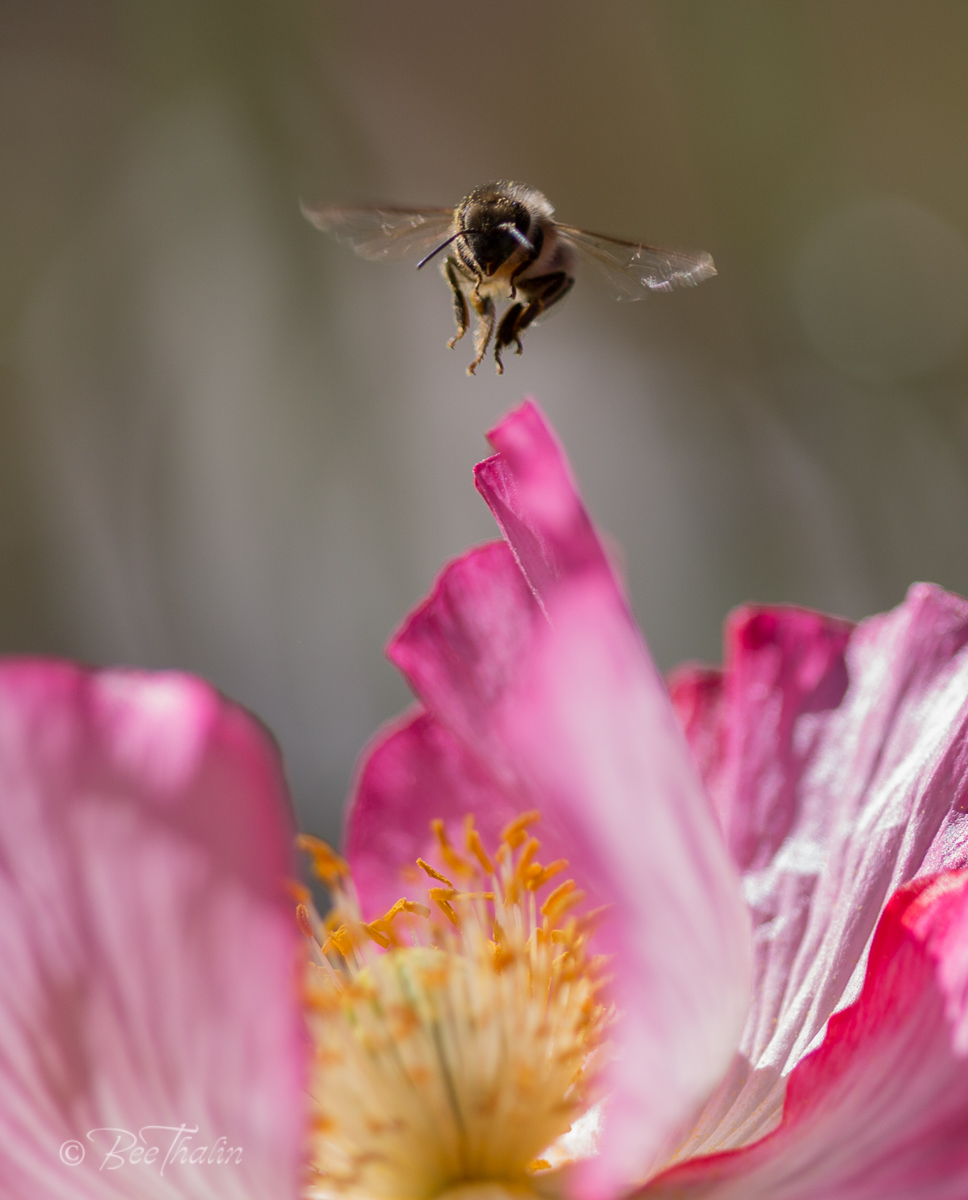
top-left (346, 706), bottom-right (522, 920)
top-left (474, 399), bottom-right (614, 596)
top-left (644, 870), bottom-right (968, 1200)
top-left (499, 576), bottom-right (752, 1200)
top-left (0, 660), bottom-right (306, 1199)
top-left (667, 586), bottom-right (968, 1156)
top-left (387, 538), bottom-right (543, 777)
top-left (348, 401), bottom-right (752, 1197)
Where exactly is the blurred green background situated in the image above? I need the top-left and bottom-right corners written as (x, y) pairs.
top-left (3, 1), bottom-right (968, 839)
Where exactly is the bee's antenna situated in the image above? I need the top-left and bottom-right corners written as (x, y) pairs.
top-left (503, 225), bottom-right (534, 252)
top-left (416, 231), bottom-right (468, 270)
top-left (416, 223), bottom-right (534, 270)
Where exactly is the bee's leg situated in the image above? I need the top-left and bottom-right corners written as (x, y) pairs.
top-left (506, 249), bottom-right (537, 302)
top-left (467, 294), bottom-right (495, 375)
top-left (443, 257), bottom-right (470, 348)
top-left (494, 272), bottom-right (574, 369)
top-left (494, 303), bottom-right (524, 374)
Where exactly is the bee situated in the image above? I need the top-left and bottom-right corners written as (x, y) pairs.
top-left (302, 181), bottom-right (716, 375)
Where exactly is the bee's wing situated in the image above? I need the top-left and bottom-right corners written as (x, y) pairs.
top-left (555, 224), bottom-right (716, 301)
top-left (301, 203), bottom-right (455, 263)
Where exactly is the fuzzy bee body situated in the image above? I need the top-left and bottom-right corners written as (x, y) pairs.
top-left (439, 183), bottom-right (577, 373)
top-left (303, 181), bottom-right (714, 374)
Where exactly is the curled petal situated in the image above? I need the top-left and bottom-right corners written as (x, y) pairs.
top-left (645, 870), bottom-right (968, 1200)
top-left (0, 661), bottom-right (306, 1199)
top-left (474, 400), bottom-right (613, 596)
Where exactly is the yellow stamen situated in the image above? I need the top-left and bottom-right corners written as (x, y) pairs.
top-left (428, 886), bottom-right (461, 926)
top-left (322, 923), bottom-right (355, 959)
top-left (502, 809), bottom-right (541, 849)
top-left (465, 817), bottom-right (495, 875)
top-left (417, 857), bottom-right (454, 887)
top-left (287, 880), bottom-right (312, 906)
top-left (297, 818), bottom-right (610, 1200)
top-left (297, 833), bottom-right (350, 885)
top-left (527, 859), bottom-right (568, 890)
top-left (541, 880), bottom-right (585, 922)
top-left (432, 818), bottom-right (473, 877)
top-left (295, 903), bottom-right (315, 941)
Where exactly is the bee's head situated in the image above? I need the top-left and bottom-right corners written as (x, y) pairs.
top-left (458, 184), bottom-right (534, 276)
top-left (415, 182), bottom-right (540, 275)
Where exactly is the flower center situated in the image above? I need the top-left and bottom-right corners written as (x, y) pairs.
top-left (296, 812), bottom-right (610, 1200)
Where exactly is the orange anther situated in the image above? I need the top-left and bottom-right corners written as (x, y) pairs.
top-left (364, 922), bottom-right (393, 949)
top-left (465, 822), bottom-right (495, 875)
top-left (417, 858), bottom-right (454, 887)
top-left (502, 810), bottom-right (541, 848)
top-left (428, 886), bottom-right (460, 925)
top-left (527, 859), bottom-right (568, 890)
top-left (541, 880), bottom-right (585, 921)
top-left (296, 903), bottom-right (316, 940)
top-left (431, 819), bottom-right (471, 876)
top-left (287, 880), bottom-right (312, 905)
top-left (324, 924), bottom-right (354, 957)
top-left (491, 940), bottom-right (515, 970)
top-left (516, 837), bottom-right (540, 877)
top-left (575, 905), bottom-right (612, 935)
top-left (296, 834), bottom-right (350, 884)
top-left (382, 897), bottom-right (432, 923)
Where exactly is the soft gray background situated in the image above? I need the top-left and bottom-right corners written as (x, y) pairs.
top-left (3, 1), bottom-right (968, 840)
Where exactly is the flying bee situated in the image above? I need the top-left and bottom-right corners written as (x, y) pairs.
top-left (302, 181), bottom-right (716, 375)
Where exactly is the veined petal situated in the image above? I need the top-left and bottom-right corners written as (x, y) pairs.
top-left (668, 586), bottom-right (968, 1156)
top-left (501, 577), bottom-right (752, 1200)
top-left (644, 870), bottom-right (968, 1200)
top-left (0, 660), bottom-right (306, 1199)
top-left (348, 401), bottom-right (752, 1197)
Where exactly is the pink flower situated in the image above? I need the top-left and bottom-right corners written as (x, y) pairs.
top-left (338, 400), bottom-right (968, 1200)
top-left (15, 398), bottom-right (964, 1200)
top-left (0, 662), bottom-right (307, 1197)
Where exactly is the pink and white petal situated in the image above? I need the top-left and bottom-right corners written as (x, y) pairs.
top-left (499, 577), bottom-right (751, 1200)
top-left (644, 870), bottom-right (968, 1200)
top-left (0, 661), bottom-right (306, 1200)
top-left (670, 586), bottom-right (968, 1157)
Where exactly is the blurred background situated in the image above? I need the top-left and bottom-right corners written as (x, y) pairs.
top-left (3, 1), bottom-right (968, 839)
